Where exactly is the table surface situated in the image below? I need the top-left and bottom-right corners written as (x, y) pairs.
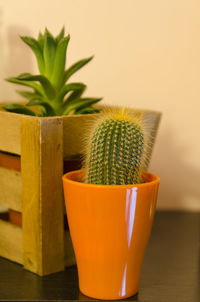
top-left (0, 211), bottom-right (199, 302)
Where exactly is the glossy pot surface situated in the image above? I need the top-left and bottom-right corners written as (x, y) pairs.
top-left (63, 170), bottom-right (160, 300)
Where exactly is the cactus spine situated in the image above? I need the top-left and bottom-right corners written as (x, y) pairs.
top-left (84, 109), bottom-right (147, 185)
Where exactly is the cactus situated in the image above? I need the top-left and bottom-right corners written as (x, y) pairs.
top-left (84, 109), bottom-right (148, 185)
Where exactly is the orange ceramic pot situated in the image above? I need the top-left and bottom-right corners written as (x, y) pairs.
top-left (63, 170), bottom-right (160, 300)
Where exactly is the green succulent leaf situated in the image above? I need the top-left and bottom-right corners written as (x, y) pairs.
top-left (44, 28), bottom-right (55, 39)
top-left (3, 103), bottom-right (37, 116)
top-left (20, 36), bottom-right (45, 74)
top-left (6, 76), bottom-right (43, 95)
top-left (58, 83), bottom-right (86, 114)
top-left (55, 27), bottom-right (65, 44)
top-left (75, 106), bottom-right (100, 114)
top-left (16, 90), bottom-right (42, 100)
top-left (57, 82), bottom-right (86, 102)
top-left (17, 73), bottom-right (56, 100)
top-left (51, 35), bottom-right (70, 89)
top-left (62, 97), bottom-right (102, 116)
top-left (43, 29), bottom-right (56, 77)
top-left (64, 88), bottom-right (85, 105)
top-left (63, 56), bottom-right (93, 83)
top-left (27, 99), bottom-right (56, 116)
top-left (38, 32), bottom-right (45, 50)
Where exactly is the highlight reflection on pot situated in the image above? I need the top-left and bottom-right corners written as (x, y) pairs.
top-left (125, 187), bottom-right (137, 248)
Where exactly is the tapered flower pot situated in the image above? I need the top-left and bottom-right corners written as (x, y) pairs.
top-left (63, 170), bottom-right (160, 300)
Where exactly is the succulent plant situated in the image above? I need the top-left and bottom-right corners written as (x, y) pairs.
top-left (3, 27), bottom-right (102, 116)
top-left (84, 109), bottom-right (149, 185)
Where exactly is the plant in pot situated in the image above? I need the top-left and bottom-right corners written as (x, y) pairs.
top-left (63, 109), bottom-right (160, 300)
top-left (2, 27), bottom-right (101, 223)
top-left (0, 27), bottom-right (102, 275)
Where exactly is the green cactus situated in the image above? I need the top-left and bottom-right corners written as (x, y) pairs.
top-left (84, 109), bottom-right (147, 185)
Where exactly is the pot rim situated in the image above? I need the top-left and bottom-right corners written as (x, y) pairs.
top-left (63, 169), bottom-right (160, 189)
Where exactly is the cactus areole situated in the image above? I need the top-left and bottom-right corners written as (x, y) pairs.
top-left (85, 110), bottom-right (147, 185)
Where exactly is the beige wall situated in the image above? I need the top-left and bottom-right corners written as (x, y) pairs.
top-left (0, 0), bottom-right (199, 211)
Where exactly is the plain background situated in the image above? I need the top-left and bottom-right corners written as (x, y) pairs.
top-left (0, 0), bottom-right (199, 211)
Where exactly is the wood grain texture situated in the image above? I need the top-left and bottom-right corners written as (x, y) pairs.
top-left (142, 111), bottom-right (162, 169)
top-left (63, 114), bottom-right (97, 158)
top-left (21, 116), bottom-right (65, 276)
top-left (0, 108), bottom-right (161, 159)
top-left (0, 220), bottom-right (22, 264)
top-left (0, 111), bottom-right (21, 155)
top-left (0, 211), bottom-right (199, 302)
top-left (64, 230), bottom-right (76, 267)
top-left (0, 166), bottom-right (21, 212)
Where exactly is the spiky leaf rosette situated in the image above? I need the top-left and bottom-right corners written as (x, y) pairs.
top-left (3, 27), bottom-right (102, 116)
top-left (84, 109), bottom-right (148, 185)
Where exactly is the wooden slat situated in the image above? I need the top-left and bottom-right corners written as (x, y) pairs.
top-left (63, 114), bottom-right (97, 158)
top-left (142, 111), bottom-right (162, 169)
top-left (21, 116), bottom-right (65, 276)
top-left (0, 166), bottom-right (21, 212)
top-left (0, 219), bottom-right (23, 264)
top-left (64, 231), bottom-right (76, 267)
top-left (142, 110), bottom-right (162, 136)
top-left (0, 111), bottom-right (21, 155)
top-left (0, 107), bottom-right (161, 160)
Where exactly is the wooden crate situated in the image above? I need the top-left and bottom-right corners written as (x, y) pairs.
top-left (0, 108), bottom-right (161, 276)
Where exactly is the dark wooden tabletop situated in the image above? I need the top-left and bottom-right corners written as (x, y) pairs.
top-left (0, 211), bottom-right (199, 302)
